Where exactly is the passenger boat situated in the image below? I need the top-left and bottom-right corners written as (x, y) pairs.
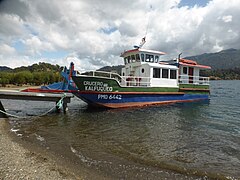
top-left (71, 44), bottom-right (211, 108)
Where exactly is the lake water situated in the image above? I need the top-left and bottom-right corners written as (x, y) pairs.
top-left (2, 80), bottom-right (240, 179)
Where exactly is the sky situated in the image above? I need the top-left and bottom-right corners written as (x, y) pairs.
top-left (0, 0), bottom-right (240, 72)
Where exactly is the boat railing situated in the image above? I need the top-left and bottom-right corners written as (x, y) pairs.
top-left (87, 70), bottom-right (123, 80)
top-left (179, 75), bottom-right (210, 85)
top-left (120, 76), bottom-right (151, 87)
top-left (86, 71), bottom-right (151, 87)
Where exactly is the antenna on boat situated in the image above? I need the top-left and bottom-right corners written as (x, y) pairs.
top-left (145, 3), bottom-right (152, 38)
top-left (177, 53), bottom-right (182, 64)
top-left (133, 2), bottom-right (152, 49)
top-left (134, 36), bottom-right (146, 49)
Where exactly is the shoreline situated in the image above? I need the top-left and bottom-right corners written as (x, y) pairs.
top-left (0, 85), bottom-right (40, 92)
top-left (0, 119), bottom-right (95, 179)
top-left (0, 118), bottom-right (111, 179)
top-left (0, 119), bottom-right (78, 179)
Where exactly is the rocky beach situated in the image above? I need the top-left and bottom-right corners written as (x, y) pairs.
top-left (0, 119), bottom-right (79, 179)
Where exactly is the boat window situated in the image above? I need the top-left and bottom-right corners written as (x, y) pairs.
top-left (150, 55), bottom-right (154, 62)
top-left (124, 57), bottom-right (128, 64)
top-left (162, 69), bottom-right (169, 79)
top-left (145, 54), bottom-right (150, 62)
top-left (141, 54), bottom-right (145, 62)
top-left (131, 55), bottom-right (136, 62)
top-left (170, 70), bottom-right (177, 79)
top-left (155, 56), bottom-right (159, 63)
top-left (141, 68), bottom-right (145, 73)
top-left (153, 68), bottom-right (160, 78)
top-left (146, 54), bottom-right (154, 62)
top-left (127, 56), bottom-right (131, 64)
top-left (136, 54), bottom-right (140, 62)
top-left (183, 67), bottom-right (188, 74)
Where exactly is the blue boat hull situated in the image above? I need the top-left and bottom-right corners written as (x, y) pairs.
top-left (73, 91), bottom-right (209, 108)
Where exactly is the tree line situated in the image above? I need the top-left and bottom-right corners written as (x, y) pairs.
top-left (0, 62), bottom-right (62, 87)
top-left (0, 71), bottom-right (61, 86)
top-left (201, 67), bottom-right (240, 80)
top-left (1, 62), bottom-right (240, 87)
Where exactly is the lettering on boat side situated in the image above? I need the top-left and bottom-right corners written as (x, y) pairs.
top-left (98, 94), bottom-right (122, 100)
top-left (83, 81), bottom-right (113, 92)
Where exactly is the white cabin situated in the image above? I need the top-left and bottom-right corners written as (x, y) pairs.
top-left (120, 48), bottom-right (178, 87)
top-left (178, 59), bottom-right (211, 85)
top-left (85, 48), bottom-right (210, 88)
top-left (120, 48), bottom-right (210, 87)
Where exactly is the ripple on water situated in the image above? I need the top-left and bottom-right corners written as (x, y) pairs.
top-left (4, 80), bottom-right (240, 179)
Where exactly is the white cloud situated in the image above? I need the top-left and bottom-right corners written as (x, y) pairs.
top-left (0, 0), bottom-right (240, 71)
top-left (0, 44), bottom-right (16, 55)
top-left (0, 14), bottom-right (26, 42)
top-left (222, 15), bottom-right (232, 23)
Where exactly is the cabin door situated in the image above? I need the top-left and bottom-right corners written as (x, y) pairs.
top-left (188, 67), bottom-right (194, 83)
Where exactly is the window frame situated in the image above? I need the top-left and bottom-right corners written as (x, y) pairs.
top-left (162, 69), bottom-right (169, 79)
top-left (170, 69), bottom-right (177, 79)
top-left (141, 54), bottom-right (145, 62)
top-left (136, 54), bottom-right (140, 62)
top-left (183, 67), bottom-right (188, 74)
top-left (153, 68), bottom-right (160, 78)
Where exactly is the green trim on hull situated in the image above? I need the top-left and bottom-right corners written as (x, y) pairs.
top-left (72, 76), bottom-right (210, 94)
top-left (72, 76), bottom-right (179, 92)
top-left (179, 84), bottom-right (209, 89)
top-left (179, 84), bottom-right (210, 95)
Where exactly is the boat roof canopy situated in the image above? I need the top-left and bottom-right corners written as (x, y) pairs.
top-left (179, 59), bottom-right (211, 69)
top-left (120, 48), bottom-right (166, 57)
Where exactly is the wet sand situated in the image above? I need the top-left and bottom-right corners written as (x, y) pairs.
top-left (0, 119), bottom-right (79, 179)
top-left (0, 86), bottom-right (110, 179)
top-left (0, 87), bottom-right (73, 178)
top-left (0, 118), bottom-right (113, 179)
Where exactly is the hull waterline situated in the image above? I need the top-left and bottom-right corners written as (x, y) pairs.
top-left (73, 91), bottom-right (209, 108)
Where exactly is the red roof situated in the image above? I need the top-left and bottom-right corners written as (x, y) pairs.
top-left (120, 48), bottom-right (166, 57)
top-left (179, 58), bottom-right (211, 69)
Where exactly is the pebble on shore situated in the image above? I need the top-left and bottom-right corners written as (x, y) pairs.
top-left (0, 119), bottom-right (79, 180)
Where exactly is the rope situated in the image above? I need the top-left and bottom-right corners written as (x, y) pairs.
top-left (0, 94), bottom-right (66, 119)
top-left (0, 109), bottom-right (22, 118)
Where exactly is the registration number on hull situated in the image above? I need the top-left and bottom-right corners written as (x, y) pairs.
top-left (98, 94), bottom-right (122, 100)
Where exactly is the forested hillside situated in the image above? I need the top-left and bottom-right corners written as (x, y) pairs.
top-left (98, 49), bottom-right (240, 80)
top-left (0, 66), bottom-right (12, 71)
top-left (0, 62), bottom-right (62, 86)
top-left (97, 65), bottom-right (124, 75)
top-left (185, 48), bottom-right (240, 70)
top-left (1, 48), bottom-right (240, 86)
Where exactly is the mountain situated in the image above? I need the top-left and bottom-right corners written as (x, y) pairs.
top-left (185, 48), bottom-right (240, 70)
top-left (0, 62), bottom-right (61, 73)
top-left (95, 48), bottom-right (240, 80)
top-left (1, 48), bottom-right (240, 73)
top-left (97, 65), bottom-right (124, 74)
top-left (0, 66), bottom-right (12, 71)
top-left (96, 49), bottom-right (240, 72)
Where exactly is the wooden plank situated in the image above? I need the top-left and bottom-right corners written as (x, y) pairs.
top-left (0, 91), bottom-right (73, 103)
top-left (0, 91), bottom-right (74, 116)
